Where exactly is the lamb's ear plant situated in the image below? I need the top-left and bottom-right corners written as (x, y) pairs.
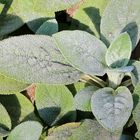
top-left (1, 0), bottom-right (140, 140)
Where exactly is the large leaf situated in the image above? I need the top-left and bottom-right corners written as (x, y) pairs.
top-left (0, 93), bottom-right (36, 128)
top-left (101, 0), bottom-right (140, 49)
top-left (7, 121), bottom-right (43, 140)
top-left (46, 119), bottom-right (121, 140)
top-left (70, 0), bottom-right (110, 37)
top-left (36, 19), bottom-right (58, 36)
top-left (6, 0), bottom-right (81, 22)
top-left (0, 74), bottom-right (28, 94)
top-left (74, 86), bottom-right (99, 112)
top-left (53, 30), bottom-right (107, 76)
top-left (35, 84), bottom-right (76, 126)
top-left (91, 86), bottom-right (133, 132)
top-left (0, 103), bottom-right (11, 137)
top-left (105, 33), bottom-right (132, 68)
top-left (0, 35), bottom-right (82, 85)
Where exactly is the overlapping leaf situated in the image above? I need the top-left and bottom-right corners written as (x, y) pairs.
top-left (101, 0), bottom-right (140, 49)
top-left (35, 84), bottom-right (76, 126)
top-left (0, 35), bottom-right (82, 84)
top-left (53, 30), bottom-right (107, 76)
top-left (46, 119), bottom-right (121, 140)
top-left (7, 121), bottom-right (43, 140)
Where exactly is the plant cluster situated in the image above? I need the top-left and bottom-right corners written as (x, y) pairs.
top-left (0, 0), bottom-right (140, 140)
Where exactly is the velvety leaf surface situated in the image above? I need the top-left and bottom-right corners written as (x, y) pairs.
top-left (91, 86), bottom-right (133, 132)
top-left (0, 103), bottom-right (11, 137)
top-left (7, 121), bottom-right (43, 140)
top-left (74, 86), bottom-right (99, 111)
top-left (101, 0), bottom-right (140, 49)
top-left (74, 82), bottom-right (85, 93)
top-left (46, 119), bottom-right (121, 140)
top-left (0, 93), bottom-right (36, 128)
top-left (70, 0), bottom-right (110, 37)
top-left (105, 33), bottom-right (132, 68)
top-left (53, 30), bottom-right (107, 76)
top-left (35, 84), bottom-right (76, 126)
top-left (0, 35), bottom-right (82, 85)
top-left (36, 19), bottom-right (58, 36)
top-left (0, 74), bottom-right (28, 94)
top-left (132, 83), bottom-right (140, 139)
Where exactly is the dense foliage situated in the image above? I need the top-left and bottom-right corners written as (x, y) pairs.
top-left (0, 0), bottom-right (140, 140)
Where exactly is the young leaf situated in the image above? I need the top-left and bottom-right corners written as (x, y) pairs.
top-left (91, 86), bottom-right (133, 132)
top-left (105, 33), bottom-right (132, 68)
top-left (7, 121), bottom-right (43, 140)
top-left (0, 103), bottom-right (11, 137)
top-left (36, 19), bottom-right (58, 36)
top-left (74, 86), bottom-right (99, 111)
top-left (53, 30), bottom-right (107, 76)
top-left (0, 93), bottom-right (36, 128)
top-left (101, 0), bottom-right (140, 49)
top-left (0, 35), bottom-right (82, 85)
top-left (0, 74), bottom-right (28, 94)
top-left (46, 119), bottom-right (121, 140)
top-left (35, 84), bottom-right (76, 126)
top-left (69, 0), bottom-right (110, 37)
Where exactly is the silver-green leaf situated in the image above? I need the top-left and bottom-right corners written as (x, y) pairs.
top-left (91, 86), bottom-right (133, 132)
top-left (53, 30), bottom-right (107, 76)
top-left (105, 33), bottom-right (132, 68)
top-left (7, 121), bottom-right (43, 140)
top-left (0, 35), bottom-right (82, 85)
top-left (101, 0), bottom-right (140, 49)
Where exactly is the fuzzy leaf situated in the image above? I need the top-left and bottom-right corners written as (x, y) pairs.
top-left (74, 86), bottom-right (99, 111)
top-left (46, 119), bottom-right (121, 140)
top-left (0, 103), bottom-right (11, 137)
top-left (0, 74), bottom-right (28, 94)
top-left (7, 121), bottom-right (43, 140)
top-left (0, 35), bottom-right (82, 85)
top-left (91, 86), bottom-right (133, 132)
top-left (101, 0), bottom-right (140, 49)
top-left (53, 30), bottom-right (107, 76)
top-left (105, 33), bottom-right (132, 68)
top-left (70, 0), bottom-right (110, 37)
top-left (132, 83), bottom-right (140, 139)
top-left (0, 93), bottom-right (36, 128)
top-left (35, 84), bottom-right (76, 126)
top-left (6, 0), bottom-right (81, 22)
top-left (36, 19), bottom-right (58, 36)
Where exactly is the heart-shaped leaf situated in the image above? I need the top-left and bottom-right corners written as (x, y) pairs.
top-left (53, 30), bottom-right (107, 76)
top-left (105, 33), bottom-right (132, 68)
top-left (0, 74), bottom-right (28, 94)
top-left (0, 35), bottom-right (82, 85)
top-left (101, 0), bottom-right (140, 49)
top-left (74, 86), bottom-right (99, 111)
top-left (35, 84), bottom-right (76, 126)
top-left (7, 121), bottom-right (43, 140)
top-left (36, 19), bottom-right (58, 36)
top-left (0, 103), bottom-right (11, 137)
top-left (0, 93), bottom-right (36, 128)
top-left (91, 86), bottom-right (133, 132)
top-left (46, 119), bottom-right (121, 140)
